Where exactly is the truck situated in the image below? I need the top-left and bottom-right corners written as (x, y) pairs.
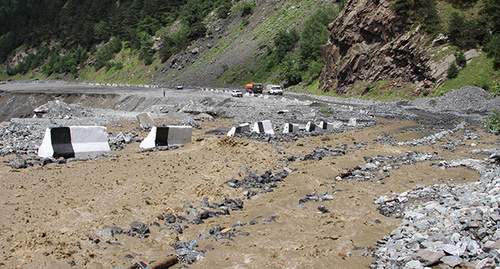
top-left (245, 82), bottom-right (263, 94)
top-left (266, 84), bottom-right (283, 95)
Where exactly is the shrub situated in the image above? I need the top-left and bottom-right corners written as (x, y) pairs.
top-left (491, 80), bottom-right (500, 96)
top-left (241, 18), bottom-right (250, 27)
top-left (218, 0), bottom-right (232, 19)
top-left (447, 61), bottom-right (459, 79)
top-left (484, 110), bottom-right (500, 135)
top-left (484, 34), bottom-right (500, 70)
top-left (242, 2), bottom-right (254, 16)
top-left (456, 51), bottom-right (467, 68)
top-left (393, 0), bottom-right (441, 35)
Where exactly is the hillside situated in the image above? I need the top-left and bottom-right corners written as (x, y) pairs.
top-left (1, 0), bottom-right (499, 97)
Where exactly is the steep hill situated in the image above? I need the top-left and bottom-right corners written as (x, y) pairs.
top-left (319, 0), bottom-right (498, 97)
top-left (1, 0), bottom-right (499, 97)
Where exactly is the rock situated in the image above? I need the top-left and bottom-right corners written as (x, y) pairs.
top-left (93, 226), bottom-right (123, 238)
top-left (318, 205), bottom-right (330, 214)
top-left (200, 199), bottom-right (210, 208)
top-left (440, 255), bottom-right (463, 267)
top-left (404, 260), bottom-right (423, 269)
top-left (130, 221), bottom-right (149, 234)
top-left (10, 157), bottom-right (27, 169)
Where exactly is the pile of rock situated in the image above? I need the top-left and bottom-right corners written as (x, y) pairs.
top-left (337, 151), bottom-right (443, 182)
top-left (34, 100), bottom-right (95, 119)
top-left (225, 170), bottom-right (289, 198)
top-left (371, 155), bottom-right (500, 268)
top-left (0, 121), bottom-right (44, 156)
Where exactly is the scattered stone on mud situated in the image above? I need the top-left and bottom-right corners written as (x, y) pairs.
top-left (225, 170), bottom-right (289, 198)
top-left (171, 240), bottom-right (204, 264)
top-left (371, 155), bottom-right (500, 268)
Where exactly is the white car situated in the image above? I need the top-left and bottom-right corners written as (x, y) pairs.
top-left (268, 85), bottom-right (283, 95)
top-left (175, 84), bottom-right (183, 90)
top-left (231, 90), bottom-right (243, 97)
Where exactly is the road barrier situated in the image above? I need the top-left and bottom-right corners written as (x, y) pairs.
top-left (38, 126), bottom-right (111, 159)
top-left (305, 121), bottom-right (316, 132)
top-left (140, 126), bottom-right (192, 149)
top-left (283, 123), bottom-right (299, 133)
top-left (227, 123), bottom-right (250, 136)
top-left (252, 120), bottom-right (274, 135)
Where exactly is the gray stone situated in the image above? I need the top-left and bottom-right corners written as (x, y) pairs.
top-left (440, 255), bottom-right (463, 267)
top-left (93, 226), bottom-right (123, 238)
top-left (414, 249), bottom-right (444, 266)
top-left (404, 260), bottom-right (423, 269)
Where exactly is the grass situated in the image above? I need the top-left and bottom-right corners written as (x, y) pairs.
top-left (434, 53), bottom-right (500, 96)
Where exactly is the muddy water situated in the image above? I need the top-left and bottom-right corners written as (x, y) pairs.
top-left (0, 119), bottom-right (497, 269)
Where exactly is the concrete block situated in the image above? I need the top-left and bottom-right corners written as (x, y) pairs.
top-left (252, 120), bottom-right (274, 135)
top-left (283, 123), bottom-right (299, 133)
top-left (305, 121), bottom-right (316, 132)
top-left (140, 126), bottom-right (192, 149)
top-left (38, 126), bottom-right (111, 159)
top-left (227, 123), bottom-right (251, 136)
top-left (137, 113), bottom-right (155, 128)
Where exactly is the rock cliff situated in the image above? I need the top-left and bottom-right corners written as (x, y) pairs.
top-left (319, 0), bottom-right (439, 95)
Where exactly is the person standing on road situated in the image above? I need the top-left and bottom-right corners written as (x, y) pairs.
top-left (163, 89), bottom-right (165, 97)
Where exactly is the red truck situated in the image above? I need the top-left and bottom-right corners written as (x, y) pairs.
top-left (245, 82), bottom-right (263, 94)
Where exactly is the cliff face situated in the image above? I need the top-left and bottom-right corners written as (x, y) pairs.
top-left (319, 0), bottom-right (436, 95)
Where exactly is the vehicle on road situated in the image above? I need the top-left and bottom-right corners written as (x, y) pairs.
top-left (176, 84), bottom-right (183, 90)
top-left (267, 85), bottom-right (283, 95)
top-left (245, 82), bottom-right (263, 94)
top-left (231, 90), bottom-right (243, 97)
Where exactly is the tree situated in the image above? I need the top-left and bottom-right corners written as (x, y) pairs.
top-left (484, 34), bottom-right (500, 70)
top-left (447, 61), bottom-right (459, 79)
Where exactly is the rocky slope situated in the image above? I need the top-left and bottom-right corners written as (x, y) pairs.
top-left (319, 0), bottom-right (477, 96)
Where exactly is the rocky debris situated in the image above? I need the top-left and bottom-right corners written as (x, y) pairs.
top-left (34, 100), bottom-right (94, 119)
top-left (299, 145), bottom-right (347, 161)
top-left (171, 240), bottom-right (204, 264)
top-left (123, 221), bottom-right (150, 238)
top-left (0, 121), bottom-right (44, 156)
top-left (397, 122), bottom-right (468, 147)
top-left (410, 86), bottom-right (499, 115)
top-left (338, 151), bottom-right (443, 182)
top-left (108, 132), bottom-right (141, 151)
top-left (371, 156), bottom-right (500, 268)
top-left (93, 227), bottom-right (123, 238)
top-left (197, 225), bottom-right (237, 241)
top-left (225, 170), bottom-right (289, 198)
top-left (298, 192), bottom-right (334, 205)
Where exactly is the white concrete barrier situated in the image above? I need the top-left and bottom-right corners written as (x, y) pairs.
top-left (283, 123), bottom-right (299, 133)
top-left (252, 120), bottom-right (274, 135)
top-left (227, 123), bottom-right (250, 136)
top-left (38, 126), bottom-right (111, 159)
top-left (319, 121), bottom-right (331, 130)
top-left (140, 126), bottom-right (192, 149)
top-left (305, 121), bottom-right (316, 132)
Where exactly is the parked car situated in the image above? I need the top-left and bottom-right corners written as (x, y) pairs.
top-left (176, 84), bottom-right (183, 90)
top-left (268, 85), bottom-right (283, 95)
top-left (231, 90), bottom-right (243, 97)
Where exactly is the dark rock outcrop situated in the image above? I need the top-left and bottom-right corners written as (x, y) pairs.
top-left (320, 0), bottom-right (435, 95)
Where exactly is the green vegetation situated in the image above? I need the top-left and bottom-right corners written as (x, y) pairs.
top-left (447, 61), bottom-right (459, 79)
top-left (393, 0), bottom-right (442, 35)
top-left (435, 53), bottom-right (500, 96)
top-left (484, 110), bottom-right (500, 135)
top-left (249, 7), bottom-right (339, 87)
top-left (0, 0), bottom-right (220, 77)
